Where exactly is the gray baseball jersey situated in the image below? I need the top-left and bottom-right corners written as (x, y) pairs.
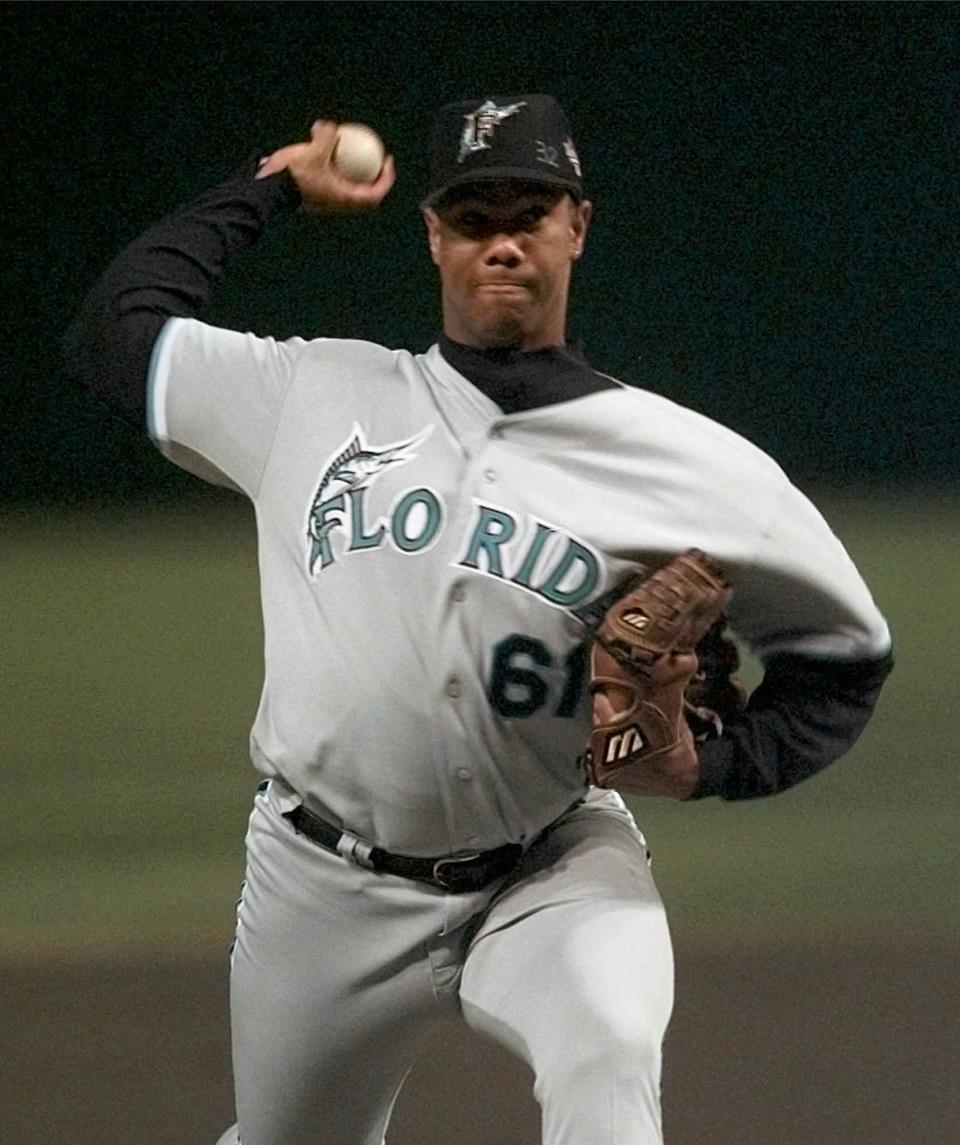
top-left (148, 316), bottom-right (890, 859)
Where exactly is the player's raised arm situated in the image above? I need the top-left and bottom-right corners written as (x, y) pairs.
top-left (61, 121), bottom-right (395, 430)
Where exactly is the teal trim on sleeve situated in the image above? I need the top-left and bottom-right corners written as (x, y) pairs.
top-left (145, 317), bottom-right (183, 443)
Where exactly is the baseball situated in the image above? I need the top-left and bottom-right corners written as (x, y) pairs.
top-left (332, 123), bottom-right (386, 183)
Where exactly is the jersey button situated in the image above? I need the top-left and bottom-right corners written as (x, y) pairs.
top-left (456, 767), bottom-right (473, 781)
top-left (446, 678), bottom-right (462, 699)
top-left (483, 468), bottom-right (496, 483)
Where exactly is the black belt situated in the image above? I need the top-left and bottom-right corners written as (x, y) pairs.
top-left (281, 803), bottom-right (524, 893)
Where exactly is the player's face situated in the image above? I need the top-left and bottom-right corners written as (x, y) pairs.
top-left (424, 181), bottom-right (591, 351)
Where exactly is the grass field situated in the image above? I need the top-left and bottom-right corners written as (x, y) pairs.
top-left (3, 490), bottom-right (957, 956)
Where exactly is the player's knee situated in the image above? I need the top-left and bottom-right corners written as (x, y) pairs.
top-left (533, 1029), bottom-right (664, 1142)
top-left (537, 1024), bottom-right (663, 1096)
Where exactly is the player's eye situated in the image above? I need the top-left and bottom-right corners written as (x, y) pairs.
top-left (448, 204), bottom-right (546, 238)
top-left (517, 208), bottom-right (547, 231)
top-left (450, 210), bottom-right (488, 236)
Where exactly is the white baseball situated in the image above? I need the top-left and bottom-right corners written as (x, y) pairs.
top-left (332, 123), bottom-right (385, 183)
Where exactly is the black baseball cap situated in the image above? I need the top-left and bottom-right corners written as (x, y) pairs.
top-left (423, 94), bottom-right (583, 207)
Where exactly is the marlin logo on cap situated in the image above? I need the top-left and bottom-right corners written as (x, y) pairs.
top-left (458, 98), bottom-right (526, 163)
top-left (563, 137), bottom-right (581, 177)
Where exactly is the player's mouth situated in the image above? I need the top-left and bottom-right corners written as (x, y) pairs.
top-left (475, 280), bottom-right (531, 297)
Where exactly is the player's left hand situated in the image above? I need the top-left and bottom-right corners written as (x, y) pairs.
top-left (256, 120), bottom-right (396, 212)
top-left (588, 644), bottom-right (703, 798)
top-left (583, 549), bottom-right (743, 800)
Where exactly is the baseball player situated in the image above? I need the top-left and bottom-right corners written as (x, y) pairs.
top-left (64, 95), bottom-right (893, 1145)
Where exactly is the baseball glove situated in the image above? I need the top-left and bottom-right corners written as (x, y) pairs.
top-left (584, 549), bottom-right (745, 792)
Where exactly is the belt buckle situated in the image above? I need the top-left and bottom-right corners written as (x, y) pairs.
top-left (432, 853), bottom-right (481, 891)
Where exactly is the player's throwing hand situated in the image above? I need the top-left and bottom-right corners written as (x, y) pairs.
top-left (256, 119), bottom-right (396, 211)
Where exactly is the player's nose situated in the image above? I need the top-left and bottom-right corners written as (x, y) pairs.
top-left (484, 233), bottom-right (525, 267)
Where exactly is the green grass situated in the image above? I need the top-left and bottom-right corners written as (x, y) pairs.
top-left (2, 504), bottom-right (260, 955)
top-left (2, 493), bottom-right (957, 955)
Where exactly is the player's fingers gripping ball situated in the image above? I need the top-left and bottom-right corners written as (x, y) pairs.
top-left (331, 123), bottom-right (386, 183)
top-left (585, 549), bottom-right (744, 789)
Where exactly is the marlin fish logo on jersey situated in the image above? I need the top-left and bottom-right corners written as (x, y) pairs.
top-left (458, 99), bottom-right (526, 162)
top-left (306, 425), bottom-right (434, 573)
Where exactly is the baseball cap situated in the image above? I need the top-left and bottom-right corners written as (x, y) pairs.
top-left (423, 94), bottom-right (583, 207)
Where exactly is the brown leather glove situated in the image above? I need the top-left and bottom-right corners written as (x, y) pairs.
top-left (584, 549), bottom-right (744, 794)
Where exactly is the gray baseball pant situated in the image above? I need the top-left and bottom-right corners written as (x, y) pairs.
top-left (215, 780), bottom-right (674, 1145)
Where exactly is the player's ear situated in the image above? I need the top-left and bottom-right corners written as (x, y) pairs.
top-left (570, 199), bottom-right (592, 261)
top-left (423, 208), bottom-right (442, 266)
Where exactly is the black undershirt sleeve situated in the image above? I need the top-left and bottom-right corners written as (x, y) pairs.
top-left (62, 160), bottom-right (301, 429)
top-left (692, 648), bottom-right (894, 800)
top-left (62, 160), bottom-right (608, 428)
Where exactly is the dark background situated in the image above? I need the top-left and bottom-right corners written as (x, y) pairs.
top-left (4, 0), bottom-right (958, 506)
